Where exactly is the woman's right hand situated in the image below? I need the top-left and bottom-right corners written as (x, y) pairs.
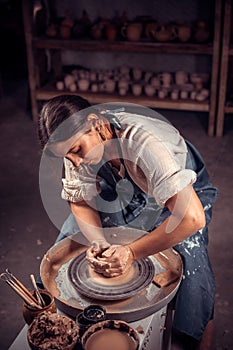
top-left (86, 242), bottom-right (135, 277)
top-left (86, 239), bottom-right (111, 273)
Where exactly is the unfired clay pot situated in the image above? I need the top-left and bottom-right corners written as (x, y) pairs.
top-left (132, 83), bottom-right (142, 96)
top-left (144, 84), bottom-right (155, 97)
top-left (158, 72), bottom-right (172, 88)
top-left (175, 71), bottom-right (188, 86)
top-left (104, 79), bottom-right (116, 93)
top-left (132, 67), bottom-right (142, 81)
top-left (78, 79), bottom-right (89, 91)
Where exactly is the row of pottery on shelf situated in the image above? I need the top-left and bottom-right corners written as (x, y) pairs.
top-left (56, 76), bottom-right (209, 101)
top-left (46, 10), bottom-right (210, 43)
top-left (145, 20), bottom-right (210, 43)
top-left (83, 20), bottom-right (210, 42)
top-left (58, 69), bottom-right (209, 91)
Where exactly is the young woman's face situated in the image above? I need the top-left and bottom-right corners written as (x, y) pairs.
top-left (67, 129), bottom-right (104, 167)
top-left (50, 114), bottom-right (107, 167)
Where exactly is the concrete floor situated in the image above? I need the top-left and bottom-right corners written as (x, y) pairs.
top-left (0, 79), bottom-right (232, 350)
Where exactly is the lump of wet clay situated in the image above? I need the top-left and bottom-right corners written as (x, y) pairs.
top-left (27, 311), bottom-right (79, 350)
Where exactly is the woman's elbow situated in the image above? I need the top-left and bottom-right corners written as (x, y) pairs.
top-left (186, 206), bottom-right (206, 232)
top-left (184, 187), bottom-right (206, 231)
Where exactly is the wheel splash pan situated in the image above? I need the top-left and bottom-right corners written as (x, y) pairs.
top-left (40, 228), bottom-right (182, 322)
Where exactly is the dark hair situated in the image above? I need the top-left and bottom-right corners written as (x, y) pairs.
top-left (38, 94), bottom-right (91, 149)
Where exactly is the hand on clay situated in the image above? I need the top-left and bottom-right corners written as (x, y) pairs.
top-left (98, 244), bottom-right (135, 278)
top-left (86, 239), bottom-right (111, 273)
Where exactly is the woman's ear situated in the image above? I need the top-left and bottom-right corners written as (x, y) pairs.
top-left (86, 113), bottom-right (101, 129)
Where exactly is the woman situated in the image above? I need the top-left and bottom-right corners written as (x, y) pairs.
top-left (39, 94), bottom-right (217, 349)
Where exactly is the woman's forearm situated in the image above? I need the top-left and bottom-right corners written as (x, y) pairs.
top-left (70, 200), bottom-right (106, 243)
top-left (129, 185), bottom-right (205, 259)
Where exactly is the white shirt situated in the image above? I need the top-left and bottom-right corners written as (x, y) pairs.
top-left (61, 112), bottom-right (196, 208)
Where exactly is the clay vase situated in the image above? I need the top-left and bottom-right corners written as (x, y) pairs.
top-left (106, 24), bottom-right (117, 41)
top-left (60, 25), bottom-right (71, 39)
top-left (121, 22), bottom-right (142, 42)
top-left (193, 21), bottom-right (210, 43)
top-left (90, 23), bottom-right (104, 40)
top-left (175, 22), bottom-right (191, 42)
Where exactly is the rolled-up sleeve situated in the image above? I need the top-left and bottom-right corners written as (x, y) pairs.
top-left (137, 136), bottom-right (196, 207)
top-left (120, 119), bottom-right (197, 208)
top-left (152, 168), bottom-right (196, 207)
top-left (61, 158), bottom-right (101, 202)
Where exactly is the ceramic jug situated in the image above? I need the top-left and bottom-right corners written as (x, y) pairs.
top-left (121, 22), bottom-right (142, 42)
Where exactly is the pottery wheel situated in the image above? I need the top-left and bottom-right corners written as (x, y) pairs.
top-left (40, 229), bottom-right (183, 322)
top-left (68, 252), bottom-right (155, 301)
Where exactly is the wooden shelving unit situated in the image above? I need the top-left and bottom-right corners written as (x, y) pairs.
top-left (22, 0), bottom-right (222, 136)
top-left (32, 37), bottom-right (215, 55)
top-left (216, 0), bottom-right (232, 136)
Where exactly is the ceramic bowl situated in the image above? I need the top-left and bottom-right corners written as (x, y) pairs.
top-left (81, 319), bottom-right (140, 350)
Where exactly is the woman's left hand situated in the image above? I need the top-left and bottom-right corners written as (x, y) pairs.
top-left (98, 245), bottom-right (135, 277)
top-left (86, 239), bottom-right (111, 273)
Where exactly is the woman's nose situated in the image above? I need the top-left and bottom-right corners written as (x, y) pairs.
top-left (74, 157), bottom-right (83, 167)
top-left (66, 154), bottom-right (83, 167)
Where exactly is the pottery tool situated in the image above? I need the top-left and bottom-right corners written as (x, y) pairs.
top-left (0, 269), bottom-right (42, 309)
top-left (30, 273), bottom-right (46, 307)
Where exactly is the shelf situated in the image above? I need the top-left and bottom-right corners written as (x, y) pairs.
top-left (22, 0), bottom-right (222, 135)
top-left (32, 37), bottom-right (214, 55)
top-left (36, 85), bottom-right (209, 112)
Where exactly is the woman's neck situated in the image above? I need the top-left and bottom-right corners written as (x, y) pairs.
top-left (103, 138), bottom-right (119, 162)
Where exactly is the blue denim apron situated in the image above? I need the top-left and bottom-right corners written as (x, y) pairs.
top-left (56, 140), bottom-right (218, 340)
top-left (156, 141), bottom-right (218, 340)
